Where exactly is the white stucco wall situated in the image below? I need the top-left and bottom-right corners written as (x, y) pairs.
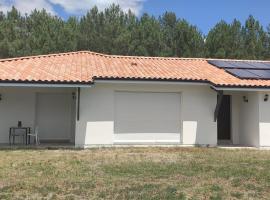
top-left (0, 89), bottom-right (35, 143)
top-left (227, 92), bottom-right (260, 147)
top-left (238, 92), bottom-right (260, 147)
top-left (0, 87), bottom-right (76, 144)
top-left (2, 84), bottom-right (268, 147)
top-left (75, 83), bottom-right (217, 147)
top-left (230, 91), bottom-right (270, 147)
top-left (258, 92), bottom-right (270, 147)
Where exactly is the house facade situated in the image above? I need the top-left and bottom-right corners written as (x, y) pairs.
top-left (0, 51), bottom-right (270, 148)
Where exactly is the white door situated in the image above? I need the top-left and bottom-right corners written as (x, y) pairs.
top-left (36, 93), bottom-right (73, 141)
top-left (114, 92), bottom-right (181, 144)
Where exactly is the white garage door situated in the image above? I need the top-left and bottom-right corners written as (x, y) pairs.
top-left (114, 92), bottom-right (181, 144)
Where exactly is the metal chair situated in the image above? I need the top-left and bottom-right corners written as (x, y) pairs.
top-left (9, 128), bottom-right (25, 145)
top-left (28, 126), bottom-right (40, 145)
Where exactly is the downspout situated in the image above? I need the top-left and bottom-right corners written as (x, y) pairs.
top-left (77, 87), bottom-right (81, 121)
top-left (214, 90), bottom-right (224, 122)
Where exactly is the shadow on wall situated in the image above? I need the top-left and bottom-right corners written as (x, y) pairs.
top-left (76, 88), bottom-right (115, 146)
top-left (183, 120), bottom-right (216, 145)
top-left (182, 91), bottom-right (217, 146)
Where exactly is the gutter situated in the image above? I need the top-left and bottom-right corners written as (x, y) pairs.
top-left (211, 85), bottom-right (270, 92)
top-left (0, 81), bottom-right (93, 88)
top-left (95, 79), bottom-right (270, 92)
top-left (1, 78), bottom-right (270, 91)
top-left (94, 78), bottom-right (210, 86)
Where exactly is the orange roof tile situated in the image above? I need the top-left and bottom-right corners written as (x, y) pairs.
top-left (1, 51), bottom-right (270, 88)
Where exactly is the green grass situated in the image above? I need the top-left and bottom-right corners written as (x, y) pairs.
top-left (0, 147), bottom-right (269, 199)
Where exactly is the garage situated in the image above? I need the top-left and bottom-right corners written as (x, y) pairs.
top-left (114, 92), bottom-right (181, 144)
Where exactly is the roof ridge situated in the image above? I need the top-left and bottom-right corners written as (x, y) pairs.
top-left (0, 51), bottom-right (106, 62)
top-left (106, 54), bottom-right (206, 61)
top-left (1, 50), bottom-right (269, 62)
top-left (0, 51), bottom-right (207, 62)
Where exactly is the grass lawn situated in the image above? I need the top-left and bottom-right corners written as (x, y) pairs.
top-left (0, 147), bottom-right (269, 199)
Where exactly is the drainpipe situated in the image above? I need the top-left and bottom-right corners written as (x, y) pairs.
top-left (77, 87), bottom-right (81, 121)
top-left (214, 90), bottom-right (223, 122)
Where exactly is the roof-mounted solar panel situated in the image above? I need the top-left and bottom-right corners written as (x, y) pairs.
top-left (207, 60), bottom-right (270, 80)
top-left (226, 61), bottom-right (244, 68)
top-left (264, 62), bottom-right (270, 68)
top-left (225, 68), bottom-right (260, 79)
top-left (245, 62), bottom-right (270, 69)
top-left (208, 60), bottom-right (270, 69)
top-left (207, 60), bottom-right (236, 68)
top-left (227, 61), bottom-right (254, 69)
top-left (248, 69), bottom-right (270, 79)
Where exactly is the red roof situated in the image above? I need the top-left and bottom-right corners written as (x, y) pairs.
top-left (1, 51), bottom-right (270, 88)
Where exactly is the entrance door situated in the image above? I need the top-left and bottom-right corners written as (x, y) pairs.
top-left (217, 95), bottom-right (231, 141)
top-left (36, 93), bottom-right (73, 142)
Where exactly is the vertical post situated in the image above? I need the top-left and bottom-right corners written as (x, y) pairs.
top-left (77, 87), bottom-right (80, 121)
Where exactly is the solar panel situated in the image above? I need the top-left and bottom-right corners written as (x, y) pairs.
top-left (245, 62), bottom-right (270, 69)
top-left (207, 60), bottom-right (270, 80)
top-left (248, 69), bottom-right (270, 79)
top-left (227, 61), bottom-right (259, 69)
top-left (208, 60), bottom-right (270, 69)
top-left (265, 62), bottom-right (270, 67)
top-left (225, 69), bottom-right (260, 79)
top-left (207, 60), bottom-right (236, 68)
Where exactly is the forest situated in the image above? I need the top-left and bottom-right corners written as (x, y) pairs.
top-left (0, 5), bottom-right (269, 60)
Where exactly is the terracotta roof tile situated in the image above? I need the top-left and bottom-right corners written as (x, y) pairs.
top-left (1, 51), bottom-right (270, 88)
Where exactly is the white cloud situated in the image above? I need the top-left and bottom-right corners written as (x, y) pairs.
top-left (50, 0), bottom-right (146, 16)
top-left (15, 0), bottom-right (55, 14)
top-left (0, 0), bottom-right (55, 14)
top-left (0, 0), bottom-right (146, 16)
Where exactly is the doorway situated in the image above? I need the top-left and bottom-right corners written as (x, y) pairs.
top-left (217, 95), bottom-right (231, 142)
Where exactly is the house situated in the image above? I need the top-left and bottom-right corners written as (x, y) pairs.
top-left (0, 51), bottom-right (270, 148)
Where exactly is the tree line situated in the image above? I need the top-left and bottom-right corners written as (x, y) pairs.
top-left (0, 5), bottom-right (270, 60)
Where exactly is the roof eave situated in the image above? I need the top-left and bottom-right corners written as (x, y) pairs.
top-left (0, 80), bottom-right (93, 88)
top-left (212, 85), bottom-right (270, 91)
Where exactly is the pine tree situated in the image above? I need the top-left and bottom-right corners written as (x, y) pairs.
top-left (242, 15), bottom-right (268, 59)
top-left (205, 20), bottom-right (231, 58)
top-left (266, 25), bottom-right (270, 59)
top-left (133, 13), bottom-right (162, 56)
top-left (159, 12), bottom-right (177, 56)
top-left (0, 6), bottom-right (269, 60)
top-left (174, 19), bottom-right (204, 57)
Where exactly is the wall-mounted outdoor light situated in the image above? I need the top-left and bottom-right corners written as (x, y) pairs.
top-left (264, 94), bottom-right (269, 102)
top-left (243, 96), bottom-right (248, 103)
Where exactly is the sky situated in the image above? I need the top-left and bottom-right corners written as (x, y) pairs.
top-left (0, 0), bottom-right (270, 34)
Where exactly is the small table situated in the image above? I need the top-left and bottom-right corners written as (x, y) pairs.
top-left (9, 127), bottom-right (31, 145)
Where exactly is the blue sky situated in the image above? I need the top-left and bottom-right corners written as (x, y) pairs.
top-left (1, 0), bottom-right (270, 34)
top-left (142, 0), bottom-right (270, 34)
